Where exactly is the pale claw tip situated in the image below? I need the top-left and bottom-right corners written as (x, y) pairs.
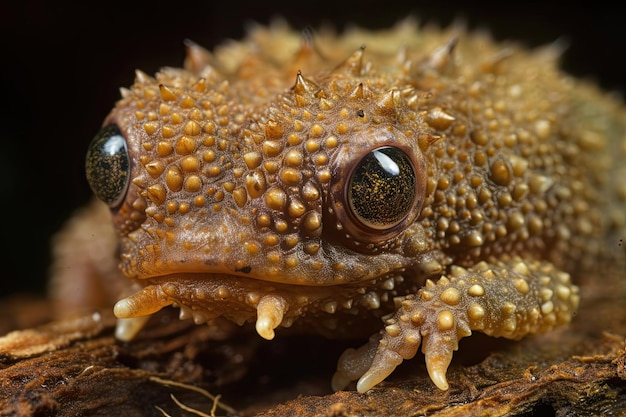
top-left (114, 316), bottom-right (150, 341)
top-left (255, 295), bottom-right (287, 340)
top-left (113, 285), bottom-right (172, 318)
top-left (355, 350), bottom-right (402, 393)
top-left (113, 298), bottom-right (134, 318)
top-left (429, 368), bottom-right (450, 391)
top-left (425, 350), bottom-right (453, 391)
top-left (356, 371), bottom-right (380, 393)
top-left (255, 317), bottom-right (276, 340)
top-left (331, 372), bottom-right (351, 392)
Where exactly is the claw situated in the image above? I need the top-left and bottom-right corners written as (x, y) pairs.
top-left (113, 285), bottom-right (173, 318)
top-left (255, 295), bottom-right (287, 340)
top-left (115, 316), bottom-right (151, 341)
top-left (356, 348), bottom-right (403, 393)
top-left (423, 334), bottom-right (453, 391)
top-left (332, 334), bottom-right (380, 391)
top-left (113, 285), bottom-right (173, 341)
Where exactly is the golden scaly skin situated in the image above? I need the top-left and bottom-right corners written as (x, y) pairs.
top-left (78, 20), bottom-right (626, 392)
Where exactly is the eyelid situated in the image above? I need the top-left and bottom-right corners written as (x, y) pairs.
top-left (326, 126), bottom-right (428, 252)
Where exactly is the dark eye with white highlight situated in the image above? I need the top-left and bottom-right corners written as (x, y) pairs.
top-left (347, 146), bottom-right (417, 231)
top-left (85, 125), bottom-right (130, 207)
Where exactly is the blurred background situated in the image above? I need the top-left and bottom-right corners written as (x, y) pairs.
top-left (1, 1), bottom-right (624, 298)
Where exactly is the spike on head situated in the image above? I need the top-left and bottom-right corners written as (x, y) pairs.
top-left (395, 45), bottom-right (414, 75)
top-left (134, 69), bottom-right (154, 85)
top-left (479, 48), bottom-right (515, 74)
top-left (294, 26), bottom-right (316, 61)
top-left (159, 84), bottom-right (177, 101)
top-left (425, 37), bottom-right (459, 73)
top-left (293, 71), bottom-right (317, 95)
top-left (396, 44), bottom-right (408, 64)
top-left (191, 78), bottom-right (207, 93)
top-left (418, 133), bottom-right (443, 152)
top-left (406, 90), bottom-right (434, 110)
top-left (183, 39), bottom-right (213, 75)
top-left (348, 83), bottom-right (366, 102)
top-left (119, 87), bottom-right (131, 99)
top-left (293, 71), bottom-right (321, 107)
top-left (335, 44), bottom-right (366, 76)
top-left (374, 89), bottom-right (400, 117)
top-left (285, 27), bottom-right (322, 81)
top-left (301, 26), bottom-right (314, 47)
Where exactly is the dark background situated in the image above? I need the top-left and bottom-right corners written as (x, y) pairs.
top-left (1, 1), bottom-right (624, 298)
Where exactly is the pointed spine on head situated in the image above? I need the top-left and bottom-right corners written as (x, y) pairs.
top-left (159, 84), bottom-right (178, 101)
top-left (119, 87), bottom-right (131, 99)
top-left (292, 70), bottom-right (323, 107)
top-left (284, 27), bottom-right (321, 82)
top-left (191, 78), bottom-right (207, 92)
top-left (396, 45), bottom-right (415, 76)
top-left (424, 37), bottom-right (458, 73)
top-left (334, 44), bottom-right (366, 76)
top-left (183, 39), bottom-right (214, 75)
top-left (374, 89), bottom-right (401, 118)
top-left (347, 83), bottom-right (366, 102)
top-left (135, 69), bottom-right (155, 85)
top-left (479, 48), bottom-right (515, 74)
top-left (294, 27), bottom-right (316, 63)
top-left (418, 132), bottom-right (443, 153)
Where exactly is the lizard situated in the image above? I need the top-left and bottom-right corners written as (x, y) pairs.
top-left (52, 19), bottom-right (626, 393)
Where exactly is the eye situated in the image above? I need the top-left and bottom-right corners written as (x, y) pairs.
top-left (85, 125), bottom-right (130, 207)
top-left (347, 146), bottom-right (417, 230)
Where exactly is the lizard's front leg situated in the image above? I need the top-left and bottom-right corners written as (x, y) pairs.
top-left (332, 256), bottom-right (580, 392)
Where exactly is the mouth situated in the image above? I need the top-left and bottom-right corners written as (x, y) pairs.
top-left (112, 271), bottom-right (406, 342)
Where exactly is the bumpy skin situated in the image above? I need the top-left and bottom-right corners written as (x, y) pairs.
top-left (79, 20), bottom-right (626, 392)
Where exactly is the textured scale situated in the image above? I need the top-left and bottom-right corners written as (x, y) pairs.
top-left (76, 20), bottom-right (626, 392)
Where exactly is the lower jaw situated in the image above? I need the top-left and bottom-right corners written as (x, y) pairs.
top-left (113, 272), bottom-right (409, 341)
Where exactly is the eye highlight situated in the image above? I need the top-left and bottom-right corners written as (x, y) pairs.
top-left (347, 146), bottom-right (417, 230)
top-left (85, 125), bottom-right (130, 207)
